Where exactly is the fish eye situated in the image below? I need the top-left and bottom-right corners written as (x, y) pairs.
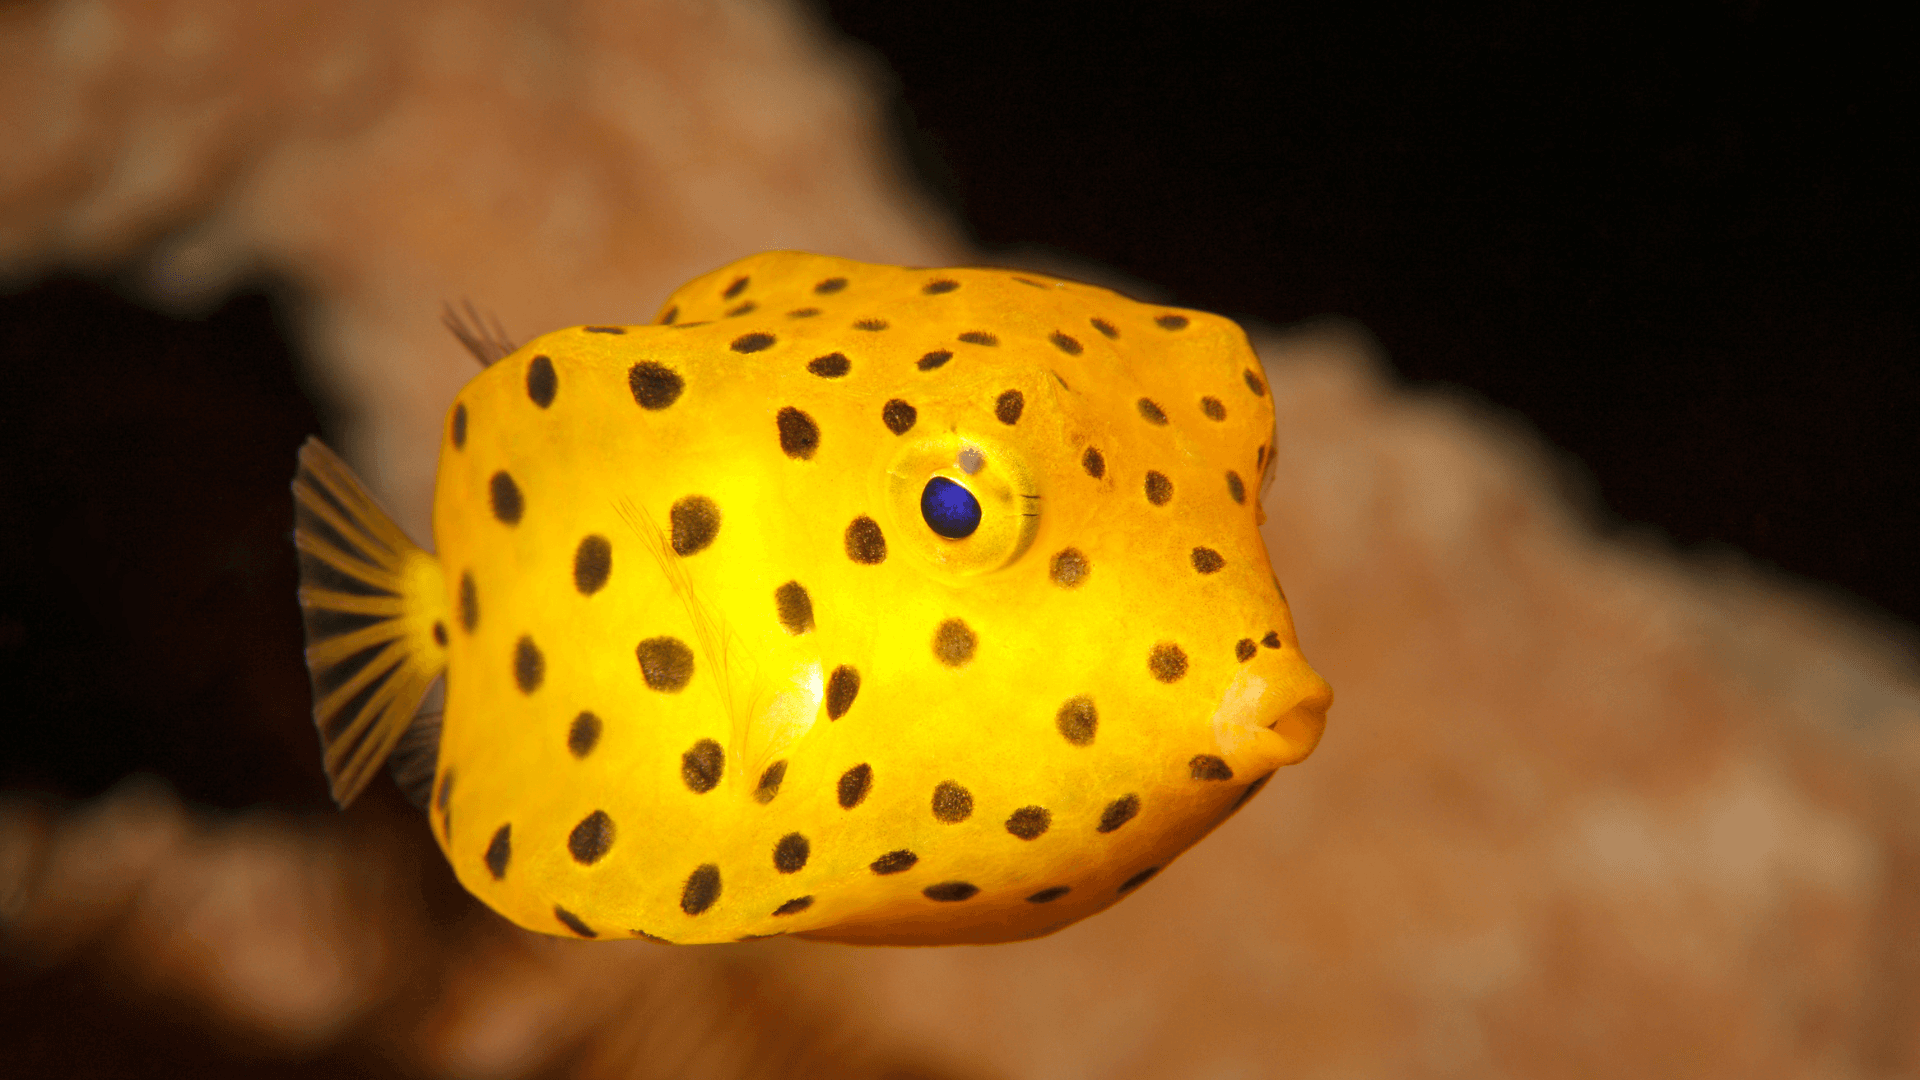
top-left (921, 477), bottom-right (982, 539)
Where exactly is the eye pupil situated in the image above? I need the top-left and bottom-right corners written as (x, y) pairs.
top-left (921, 477), bottom-right (983, 539)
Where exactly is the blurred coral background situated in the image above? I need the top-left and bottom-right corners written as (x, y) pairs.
top-left (2, 2), bottom-right (1915, 1078)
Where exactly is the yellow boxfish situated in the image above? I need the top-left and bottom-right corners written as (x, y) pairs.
top-left (292, 251), bottom-right (1330, 945)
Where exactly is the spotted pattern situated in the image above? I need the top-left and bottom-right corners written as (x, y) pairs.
top-left (774, 580), bottom-right (814, 635)
top-left (574, 535), bottom-right (611, 595)
top-left (773, 833), bottom-right (809, 873)
top-left (1097, 794), bottom-right (1141, 833)
top-left (1201, 396), bottom-right (1225, 421)
top-left (731, 332), bottom-right (775, 353)
top-left (1244, 368), bottom-right (1266, 396)
top-left (490, 471), bottom-right (523, 524)
top-left (924, 882), bottom-right (978, 902)
top-left (923, 279), bottom-right (959, 294)
top-left (1145, 472), bottom-right (1174, 505)
top-left (628, 362), bottom-right (684, 410)
top-left (808, 352), bottom-right (851, 378)
top-left (882, 398), bottom-right (917, 434)
top-left (845, 516), bottom-right (887, 564)
top-left (1050, 548), bottom-right (1089, 588)
top-left (1027, 886), bottom-right (1071, 904)
top-left (932, 781), bottom-right (974, 822)
top-left (1235, 638), bottom-right (1258, 662)
top-left (1005, 806), bottom-right (1051, 840)
top-left (459, 572), bottom-right (478, 632)
top-left (513, 635), bottom-right (544, 693)
top-left (1137, 398), bottom-right (1169, 425)
top-left (916, 350), bottom-right (953, 371)
top-left (1090, 317), bottom-right (1118, 339)
top-left (1191, 755), bottom-right (1235, 781)
top-left (825, 665), bottom-right (861, 719)
top-left (1118, 866), bottom-right (1161, 893)
top-left (568, 712), bottom-right (601, 758)
top-left (1262, 631), bottom-right (1282, 649)
top-left (1149, 643), bottom-right (1189, 683)
top-left (754, 761), bottom-right (787, 804)
top-left (526, 355), bottom-right (557, 408)
top-left (815, 277), bottom-right (848, 294)
top-left (1226, 471), bottom-right (1246, 504)
top-left (995, 389), bottom-right (1025, 424)
top-left (1056, 696), bottom-right (1097, 746)
top-left (1082, 447), bottom-right (1105, 479)
top-left (853, 318), bottom-right (889, 331)
top-left (932, 619), bottom-right (976, 667)
top-left (788, 308), bottom-right (820, 319)
top-left (669, 496), bottom-right (721, 556)
top-left (1191, 547), bottom-right (1225, 574)
top-left (636, 637), bottom-right (695, 692)
top-left (777, 407), bottom-right (820, 460)
top-left (681, 740), bottom-right (723, 793)
top-left (870, 850), bottom-right (917, 875)
top-left (681, 864), bottom-right (722, 915)
top-left (773, 897), bottom-right (814, 916)
top-left (433, 622), bottom-right (447, 647)
top-left (1049, 332), bottom-right (1083, 356)
top-left (568, 810), bottom-right (614, 864)
top-left (958, 331), bottom-right (998, 346)
top-left (723, 276), bottom-right (750, 299)
top-left (838, 763), bottom-right (872, 808)
top-left (485, 824), bottom-right (511, 879)
top-left (451, 403), bottom-right (468, 447)
top-left (554, 906), bottom-right (597, 937)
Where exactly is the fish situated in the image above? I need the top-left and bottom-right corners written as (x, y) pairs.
top-left (292, 250), bottom-right (1331, 945)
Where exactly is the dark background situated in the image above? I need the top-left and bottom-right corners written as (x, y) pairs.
top-left (1, 1), bottom-right (1912, 810)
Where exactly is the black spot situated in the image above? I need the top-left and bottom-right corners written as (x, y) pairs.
top-left (754, 760), bottom-right (788, 804)
top-left (1226, 471), bottom-right (1246, 504)
top-left (1097, 794), bottom-right (1140, 833)
top-left (1137, 398), bottom-right (1169, 425)
top-left (777, 406), bottom-right (820, 460)
top-left (1149, 643), bottom-right (1188, 683)
top-left (773, 896), bottom-right (813, 916)
top-left (1056, 696), bottom-right (1097, 746)
top-left (1235, 638), bottom-right (1258, 662)
top-left (485, 824), bottom-right (511, 879)
top-left (574, 535), bottom-right (612, 595)
top-left (773, 833), bottom-right (809, 873)
top-left (787, 307), bottom-right (821, 319)
top-left (870, 850), bottom-right (917, 875)
top-left (1050, 548), bottom-right (1089, 588)
top-left (1156, 313), bottom-right (1190, 330)
top-left (451, 403), bottom-right (468, 447)
top-left (554, 906), bottom-right (598, 938)
top-left (932, 619), bottom-right (976, 667)
top-left (514, 635), bottom-right (544, 693)
top-left (807, 352), bottom-right (851, 378)
top-left (681, 864), bottom-right (721, 915)
top-left (825, 665), bottom-right (860, 719)
top-left (1090, 317), bottom-right (1118, 339)
top-left (853, 318), bottom-right (888, 331)
top-left (1118, 866), bottom-right (1161, 894)
top-left (490, 471), bottom-right (523, 524)
top-left (661, 306), bottom-right (679, 325)
top-left (629, 362), bottom-right (684, 409)
top-left (1262, 631), bottom-right (1282, 649)
top-left (526, 355), bottom-right (557, 408)
top-left (433, 622), bottom-right (447, 646)
top-left (1191, 547), bottom-right (1225, 574)
top-left (923, 882), bottom-right (978, 902)
top-left (1081, 447), bottom-right (1105, 479)
top-left (882, 398), bottom-right (917, 434)
top-left (1005, 806), bottom-right (1051, 840)
top-left (669, 495), bottom-right (721, 555)
top-left (985, 389), bottom-right (1023, 426)
top-left (774, 580), bottom-right (814, 634)
top-left (1201, 396), bottom-right (1225, 421)
top-left (814, 277), bottom-right (848, 294)
top-left (568, 711), bottom-right (601, 758)
top-left (1026, 886), bottom-right (1071, 904)
top-left (923, 279), bottom-right (959, 294)
top-left (637, 636), bottom-right (695, 692)
top-left (1145, 471), bottom-right (1173, 505)
top-left (838, 763), bottom-right (872, 809)
top-left (731, 332), bottom-right (775, 353)
top-left (1229, 772), bottom-right (1274, 815)
top-left (726, 301), bottom-right (756, 317)
top-left (1244, 368), bottom-right (1266, 396)
top-left (932, 781), bottom-right (973, 822)
top-left (1191, 755), bottom-right (1235, 781)
top-left (957, 331), bottom-right (998, 346)
top-left (568, 810), bottom-right (614, 864)
top-left (916, 349), bottom-right (953, 371)
top-left (681, 739), bottom-right (724, 793)
top-left (723, 275), bottom-right (750, 299)
top-left (585, 326), bottom-right (625, 334)
top-left (1257, 444), bottom-right (1268, 470)
top-left (844, 516), bottom-right (886, 564)
top-left (1046, 332), bottom-right (1085, 358)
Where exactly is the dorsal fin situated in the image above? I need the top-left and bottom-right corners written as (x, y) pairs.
top-left (441, 300), bottom-right (517, 366)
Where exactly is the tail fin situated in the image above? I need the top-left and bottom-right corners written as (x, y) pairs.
top-left (292, 438), bottom-right (449, 807)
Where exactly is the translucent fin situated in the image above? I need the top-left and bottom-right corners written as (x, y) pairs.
top-left (442, 299), bottom-right (517, 366)
top-left (293, 437), bottom-right (449, 807)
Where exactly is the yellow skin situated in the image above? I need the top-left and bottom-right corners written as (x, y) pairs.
top-left (430, 252), bottom-right (1329, 944)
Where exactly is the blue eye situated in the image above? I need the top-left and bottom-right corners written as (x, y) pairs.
top-left (920, 476), bottom-right (982, 539)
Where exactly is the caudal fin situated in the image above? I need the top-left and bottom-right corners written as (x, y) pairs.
top-left (292, 438), bottom-right (449, 807)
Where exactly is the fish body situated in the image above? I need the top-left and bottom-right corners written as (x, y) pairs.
top-left (295, 251), bottom-right (1329, 945)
